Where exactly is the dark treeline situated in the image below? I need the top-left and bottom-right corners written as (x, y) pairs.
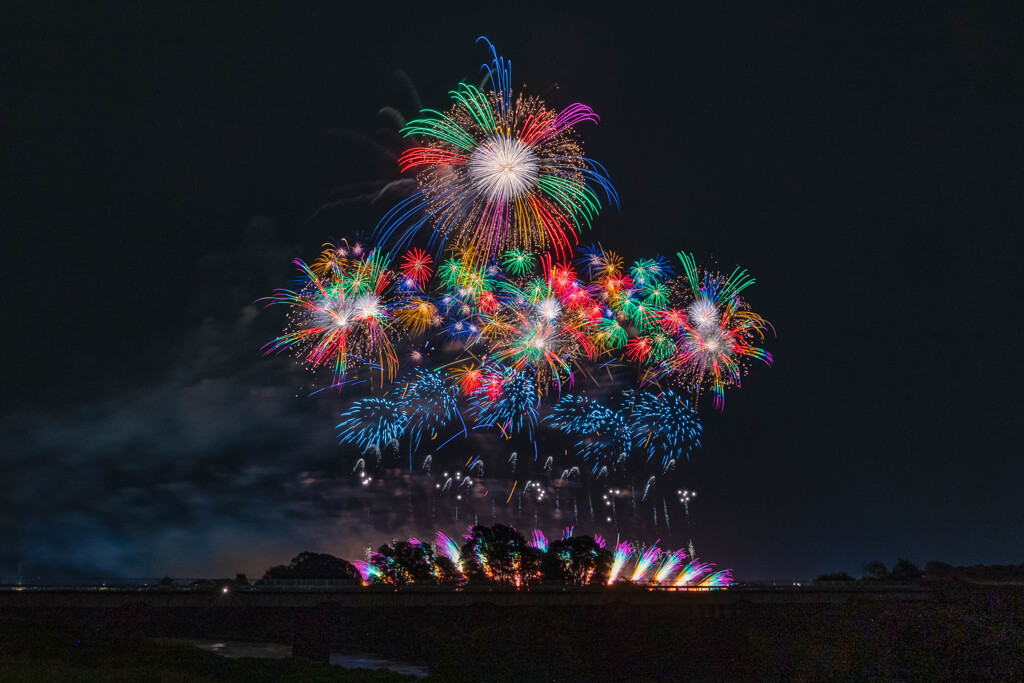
top-left (258, 524), bottom-right (618, 588)
top-left (925, 562), bottom-right (1024, 584)
top-left (816, 559), bottom-right (1024, 585)
top-left (814, 558), bottom-right (925, 584)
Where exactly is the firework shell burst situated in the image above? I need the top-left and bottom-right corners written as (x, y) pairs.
top-left (336, 397), bottom-right (408, 453)
top-left (399, 368), bottom-right (460, 447)
top-left (484, 265), bottom-right (600, 392)
top-left (647, 252), bottom-right (774, 410)
top-left (378, 38), bottom-right (619, 263)
top-left (471, 366), bottom-right (541, 437)
top-left (261, 248), bottom-right (400, 386)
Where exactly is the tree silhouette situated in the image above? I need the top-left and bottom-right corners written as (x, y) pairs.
top-left (262, 552), bottom-right (359, 581)
top-left (541, 536), bottom-right (612, 585)
top-left (889, 558), bottom-right (923, 583)
top-left (433, 555), bottom-right (462, 584)
top-left (460, 524), bottom-right (541, 586)
top-left (373, 540), bottom-right (437, 587)
top-left (861, 560), bottom-right (889, 581)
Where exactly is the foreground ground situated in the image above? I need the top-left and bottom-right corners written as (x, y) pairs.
top-left (0, 626), bottom-right (421, 682)
top-left (348, 585), bottom-right (1023, 681)
top-left (1, 584), bottom-right (1021, 681)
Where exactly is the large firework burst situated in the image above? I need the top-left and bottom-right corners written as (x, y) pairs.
top-left (484, 265), bottom-right (600, 392)
top-left (259, 38), bottom-right (777, 563)
top-left (377, 38), bottom-right (618, 263)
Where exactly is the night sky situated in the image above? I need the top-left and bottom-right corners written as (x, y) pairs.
top-left (3, 4), bottom-right (1021, 582)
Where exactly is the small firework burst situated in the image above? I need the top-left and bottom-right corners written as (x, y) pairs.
top-left (261, 251), bottom-right (399, 386)
top-left (399, 247), bottom-right (434, 290)
top-left (337, 397), bottom-right (408, 452)
top-left (649, 253), bottom-right (773, 409)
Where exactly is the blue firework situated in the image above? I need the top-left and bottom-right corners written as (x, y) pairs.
top-left (337, 397), bottom-right (408, 452)
top-left (548, 394), bottom-right (633, 470)
top-left (546, 394), bottom-right (611, 434)
top-left (575, 408), bottom-right (633, 470)
top-left (626, 390), bottom-right (702, 466)
top-left (442, 317), bottom-right (481, 344)
top-left (400, 368), bottom-right (459, 447)
top-left (472, 368), bottom-right (539, 437)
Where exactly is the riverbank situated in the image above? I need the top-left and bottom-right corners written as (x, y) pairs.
top-left (0, 621), bottom-right (423, 682)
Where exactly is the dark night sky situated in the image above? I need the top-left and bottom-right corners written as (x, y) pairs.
top-left (2, 3), bottom-right (1022, 581)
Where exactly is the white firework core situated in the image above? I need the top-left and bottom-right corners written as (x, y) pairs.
top-left (353, 294), bottom-right (382, 320)
top-left (536, 297), bottom-right (562, 322)
top-left (318, 299), bottom-right (354, 329)
top-left (469, 135), bottom-right (540, 200)
top-left (690, 327), bottom-right (732, 360)
top-left (528, 325), bottom-right (554, 350)
top-left (688, 299), bottom-right (720, 331)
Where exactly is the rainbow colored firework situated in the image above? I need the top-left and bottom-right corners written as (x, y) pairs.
top-left (352, 527), bottom-right (733, 588)
top-left (630, 544), bottom-right (662, 583)
top-left (647, 252), bottom-right (774, 409)
top-left (376, 37), bottom-right (618, 262)
top-left (262, 249), bottom-right (400, 386)
top-left (608, 541), bottom-right (633, 584)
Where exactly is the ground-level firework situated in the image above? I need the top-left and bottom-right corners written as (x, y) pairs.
top-left (351, 525), bottom-right (732, 588)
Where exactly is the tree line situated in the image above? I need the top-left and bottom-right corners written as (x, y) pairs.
top-left (260, 524), bottom-right (615, 587)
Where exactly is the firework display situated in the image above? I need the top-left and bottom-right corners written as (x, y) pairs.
top-left (263, 38), bottom-right (776, 582)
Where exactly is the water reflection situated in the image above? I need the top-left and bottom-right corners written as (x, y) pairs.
top-left (190, 639), bottom-right (429, 678)
top-left (330, 652), bottom-right (429, 678)
top-left (192, 640), bottom-right (291, 659)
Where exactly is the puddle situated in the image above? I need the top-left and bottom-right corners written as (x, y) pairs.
top-left (330, 652), bottom-right (429, 678)
top-left (190, 639), bottom-right (292, 659)
top-left (187, 639), bottom-right (429, 677)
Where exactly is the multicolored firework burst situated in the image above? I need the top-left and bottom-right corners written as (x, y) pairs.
top-left (608, 541), bottom-right (633, 584)
top-left (654, 549), bottom-right (689, 583)
top-left (649, 252), bottom-right (774, 410)
top-left (484, 266), bottom-right (600, 392)
top-left (262, 248), bottom-right (399, 386)
top-left (377, 38), bottom-right (618, 262)
top-left (528, 529), bottom-right (549, 552)
top-left (630, 544), bottom-right (662, 582)
top-left (352, 527), bottom-right (732, 589)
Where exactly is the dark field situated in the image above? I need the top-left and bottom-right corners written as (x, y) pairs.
top-left (2, 585), bottom-right (1021, 681)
